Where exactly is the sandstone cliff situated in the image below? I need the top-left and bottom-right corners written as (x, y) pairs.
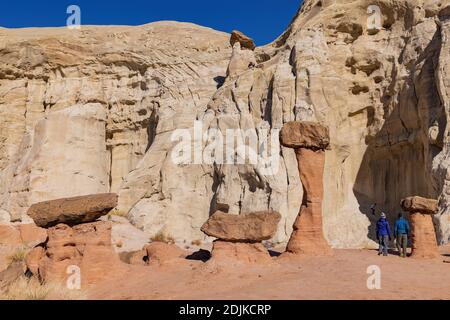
top-left (1, 0), bottom-right (450, 247)
top-left (0, 22), bottom-right (231, 241)
top-left (194, 0), bottom-right (450, 247)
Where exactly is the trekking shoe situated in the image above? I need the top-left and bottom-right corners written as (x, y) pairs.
top-left (383, 253), bottom-right (388, 256)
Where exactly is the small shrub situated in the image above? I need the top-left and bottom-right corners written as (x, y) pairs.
top-left (151, 231), bottom-right (175, 244)
top-left (150, 231), bottom-right (165, 243)
top-left (166, 236), bottom-right (175, 244)
top-left (109, 209), bottom-right (127, 218)
top-left (7, 248), bottom-right (28, 265)
top-left (0, 277), bottom-right (86, 300)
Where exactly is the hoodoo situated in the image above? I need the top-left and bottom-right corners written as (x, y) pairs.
top-left (401, 196), bottom-right (440, 259)
top-left (280, 121), bottom-right (332, 256)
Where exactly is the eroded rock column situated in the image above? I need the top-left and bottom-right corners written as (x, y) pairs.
top-left (281, 121), bottom-right (332, 256)
top-left (401, 196), bottom-right (440, 259)
top-left (25, 193), bottom-right (126, 286)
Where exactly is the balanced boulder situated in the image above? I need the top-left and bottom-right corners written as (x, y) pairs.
top-left (401, 197), bottom-right (438, 215)
top-left (201, 210), bottom-right (281, 242)
top-left (230, 30), bottom-right (256, 50)
top-left (227, 31), bottom-right (257, 78)
top-left (401, 196), bottom-right (440, 259)
top-left (27, 193), bottom-right (118, 228)
top-left (280, 121), bottom-right (330, 150)
top-left (201, 210), bottom-right (280, 267)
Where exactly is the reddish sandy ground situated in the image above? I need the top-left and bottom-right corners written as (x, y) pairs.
top-left (88, 245), bottom-right (450, 300)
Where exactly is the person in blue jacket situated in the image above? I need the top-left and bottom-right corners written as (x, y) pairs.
top-left (376, 212), bottom-right (392, 256)
top-left (394, 213), bottom-right (410, 258)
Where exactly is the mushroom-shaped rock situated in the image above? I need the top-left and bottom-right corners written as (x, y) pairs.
top-left (401, 196), bottom-right (440, 259)
top-left (227, 31), bottom-right (257, 78)
top-left (27, 193), bottom-right (118, 228)
top-left (280, 121), bottom-right (330, 150)
top-left (401, 196), bottom-right (438, 215)
top-left (281, 121), bottom-right (332, 256)
top-left (230, 30), bottom-right (256, 51)
top-left (201, 210), bottom-right (281, 242)
top-left (201, 211), bottom-right (280, 267)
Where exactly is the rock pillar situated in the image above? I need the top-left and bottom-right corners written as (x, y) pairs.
top-left (401, 196), bottom-right (440, 259)
top-left (280, 121), bottom-right (332, 256)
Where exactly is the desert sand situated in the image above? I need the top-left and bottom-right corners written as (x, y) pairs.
top-left (88, 245), bottom-right (450, 300)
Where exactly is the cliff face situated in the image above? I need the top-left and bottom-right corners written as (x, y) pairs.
top-left (1, 0), bottom-right (449, 247)
top-left (0, 22), bottom-right (232, 239)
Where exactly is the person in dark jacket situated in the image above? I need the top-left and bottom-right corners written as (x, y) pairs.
top-left (376, 212), bottom-right (392, 256)
top-left (394, 213), bottom-right (410, 258)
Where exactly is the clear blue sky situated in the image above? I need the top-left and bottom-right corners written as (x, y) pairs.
top-left (0, 1), bottom-right (303, 45)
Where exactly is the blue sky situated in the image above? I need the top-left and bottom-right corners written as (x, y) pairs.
top-left (0, 1), bottom-right (303, 45)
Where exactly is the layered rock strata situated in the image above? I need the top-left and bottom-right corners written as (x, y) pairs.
top-left (26, 221), bottom-right (125, 285)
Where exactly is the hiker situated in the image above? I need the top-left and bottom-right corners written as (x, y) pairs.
top-left (376, 212), bottom-right (392, 256)
top-left (394, 213), bottom-right (410, 258)
top-left (370, 203), bottom-right (377, 216)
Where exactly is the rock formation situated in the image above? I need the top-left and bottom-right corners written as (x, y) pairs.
top-left (226, 31), bottom-right (257, 79)
top-left (281, 121), bottom-right (332, 256)
top-left (0, 1), bottom-right (449, 248)
top-left (0, 224), bottom-right (47, 272)
top-left (201, 210), bottom-right (281, 242)
top-left (209, 241), bottom-right (272, 266)
top-left (0, 22), bottom-right (231, 243)
top-left (125, 242), bottom-right (187, 266)
top-left (401, 196), bottom-right (440, 259)
top-left (201, 211), bottom-right (280, 265)
top-left (21, 194), bottom-right (126, 286)
top-left (198, 0), bottom-right (450, 247)
top-left (230, 30), bottom-right (256, 51)
top-left (107, 215), bottom-right (151, 254)
top-left (26, 221), bottom-right (125, 285)
top-left (28, 193), bottom-right (118, 228)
